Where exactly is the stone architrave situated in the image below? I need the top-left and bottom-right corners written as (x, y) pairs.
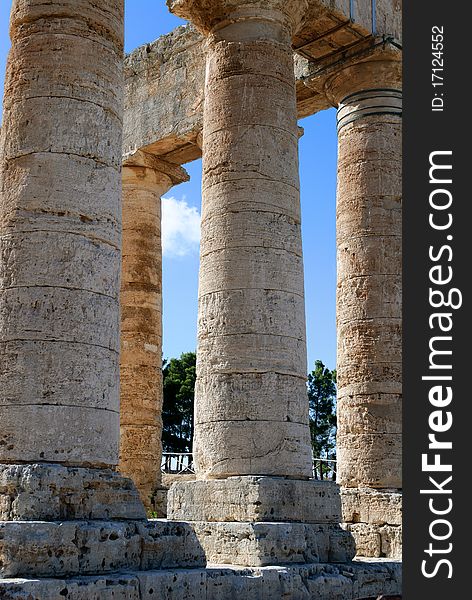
top-left (120, 150), bottom-right (188, 511)
top-left (306, 40), bottom-right (402, 558)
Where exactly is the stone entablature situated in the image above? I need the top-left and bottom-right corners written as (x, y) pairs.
top-left (124, 0), bottom-right (402, 165)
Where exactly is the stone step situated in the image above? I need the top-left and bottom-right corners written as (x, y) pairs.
top-left (0, 560), bottom-right (402, 600)
top-left (0, 464), bottom-right (146, 522)
top-left (187, 521), bottom-right (356, 567)
top-left (0, 520), bottom-right (206, 578)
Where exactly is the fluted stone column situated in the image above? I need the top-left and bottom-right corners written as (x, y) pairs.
top-left (119, 151), bottom-right (188, 511)
top-left (166, 0), bottom-right (355, 568)
top-left (318, 48), bottom-right (403, 558)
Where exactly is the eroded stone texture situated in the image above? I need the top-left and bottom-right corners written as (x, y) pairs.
top-left (305, 44), bottom-right (402, 558)
top-left (168, 477), bottom-right (342, 523)
top-left (0, 464), bottom-right (145, 522)
top-left (344, 524), bottom-right (402, 560)
top-left (190, 522), bottom-right (355, 566)
top-left (0, 560), bottom-right (402, 599)
top-left (169, 0), bottom-right (312, 481)
top-left (333, 56), bottom-right (402, 492)
top-left (306, 44), bottom-right (402, 492)
top-left (0, 0), bottom-right (125, 467)
top-left (0, 519), bottom-right (206, 578)
top-left (119, 150), bottom-right (189, 510)
top-left (341, 489), bottom-right (402, 527)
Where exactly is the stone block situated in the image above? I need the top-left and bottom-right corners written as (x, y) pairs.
top-left (0, 574), bottom-right (141, 599)
top-left (341, 488), bottom-right (402, 526)
top-left (137, 569), bottom-right (207, 599)
top-left (138, 521), bottom-right (206, 570)
top-left (345, 523), bottom-right (402, 559)
top-left (0, 464), bottom-right (146, 521)
top-left (0, 560), bottom-right (402, 599)
top-left (168, 477), bottom-right (342, 524)
top-left (189, 522), bottom-right (355, 567)
top-left (0, 520), bottom-right (206, 578)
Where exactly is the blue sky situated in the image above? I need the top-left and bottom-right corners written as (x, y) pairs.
top-left (0, 1), bottom-right (338, 372)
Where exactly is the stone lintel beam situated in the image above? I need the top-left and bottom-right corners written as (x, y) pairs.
top-left (124, 2), bottom-right (402, 163)
top-left (123, 149), bottom-right (190, 186)
top-left (303, 36), bottom-right (402, 106)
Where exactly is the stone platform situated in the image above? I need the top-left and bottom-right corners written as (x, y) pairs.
top-left (0, 559), bottom-right (402, 599)
top-left (0, 465), bottom-right (206, 579)
top-left (341, 489), bottom-right (402, 559)
top-left (168, 477), bottom-right (342, 523)
top-left (167, 477), bottom-right (355, 565)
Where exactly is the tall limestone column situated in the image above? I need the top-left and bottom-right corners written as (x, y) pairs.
top-left (311, 45), bottom-right (403, 558)
top-left (120, 150), bottom-right (188, 511)
top-left (0, 0), bottom-right (178, 579)
top-left (0, 0), bottom-right (126, 469)
top-left (166, 0), bottom-right (355, 567)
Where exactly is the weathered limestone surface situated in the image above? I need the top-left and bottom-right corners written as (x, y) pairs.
top-left (168, 477), bottom-right (342, 523)
top-left (341, 489), bottom-right (402, 559)
top-left (119, 150), bottom-right (189, 510)
top-left (169, 0), bottom-right (312, 480)
top-left (0, 1), bottom-right (210, 587)
top-left (190, 522), bottom-right (355, 566)
top-left (0, 519), bottom-right (205, 578)
top-left (0, 560), bottom-right (402, 599)
top-left (305, 41), bottom-right (402, 559)
top-left (344, 524), bottom-right (402, 560)
top-left (0, 0), bottom-right (124, 467)
top-left (341, 489), bottom-right (402, 527)
top-left (306, 42), bottom-right (402, 490)
top-left (334, 53), bottom-right (402, 492)
top-left (0, 464), bottom-right (145, 522)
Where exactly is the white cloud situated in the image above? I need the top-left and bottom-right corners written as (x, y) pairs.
top-left (161, 196), bottom-right (201, 258)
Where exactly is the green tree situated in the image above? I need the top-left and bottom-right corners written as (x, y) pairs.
top-left (307, 360), bottom-right (337, 467)
top-left (162, 352), bottom-right (196, 453)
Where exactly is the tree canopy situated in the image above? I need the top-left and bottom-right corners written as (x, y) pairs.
top-left (307, 360), bottom-right (337, 460)
top-left (162, 352), bottom-right (196, 453)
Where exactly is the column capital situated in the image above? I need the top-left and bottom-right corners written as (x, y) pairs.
top-left (123, 149), bottom-right (189, 186)
top-left (305, 37), bottom-right (402, 108)
top-left (167, 0), bottom-right (309, 37)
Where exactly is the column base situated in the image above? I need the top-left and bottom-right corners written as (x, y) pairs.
top-left (0, 520), bottom-right (206, 578)
top-left (168, 477), bottom-right (355, 566)
top-left (0, 463), bottom-right (146, 521)
top-left (0, 559), bottom-right (402, 599)
top-left (341, 488), bottom-right (402, 559)
top-left (188, 521), bottom-right (355, 566)
top-left (0, 464), bottom-right (206, 578)
top-left (168, 477), bottom-right (342, 523)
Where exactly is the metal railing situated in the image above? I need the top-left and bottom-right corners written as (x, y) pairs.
top-left (162, 452), bottom-right (336, 480)
top-left (161, 453), bottom-right (195, 474)
top-left (312, 457), bottom-right (337, 481)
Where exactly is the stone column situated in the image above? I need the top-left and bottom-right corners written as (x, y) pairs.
top-left (0, 0), bottom-right (125, 469)
top-left (166, 0), bottom-right (355, 568)
top-left (319, 47), bottom-right (403, 558)
top-left (173, 0), bottom-right (313, 482)
top-left (0, 0), bottom-right (205, 580)
top-left (119, 151), bottom-right (188, 511)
